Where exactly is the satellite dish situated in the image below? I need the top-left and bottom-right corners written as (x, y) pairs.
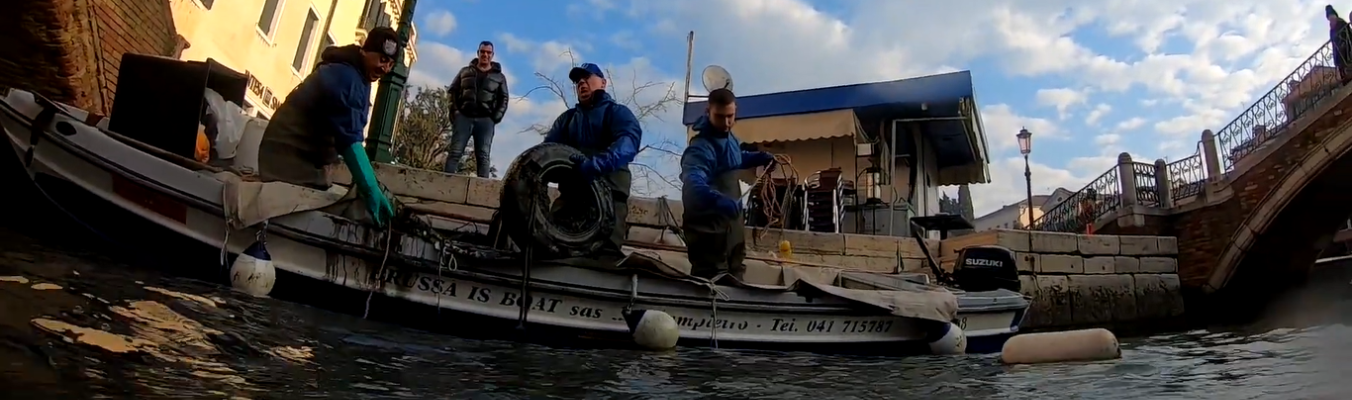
top-left (701, 65), bottom-right (734, 93)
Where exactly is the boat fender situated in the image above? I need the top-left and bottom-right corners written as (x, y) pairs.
top-left (928, 322), bottom-right (968, 355)
top-left (623, 309), bottom-right (679, 351)
top-left (229, 240), bottom-right (276, 297)
top-left (1000, 328), bottom-right (1121, 365)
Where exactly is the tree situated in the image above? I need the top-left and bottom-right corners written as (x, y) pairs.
top-left (957, 184), bottom-right (974, 221)
top-left (939, 192), bottom-right (961, 215)
top-left (390, 86), bottom-right (497, 177)
top-left (517, 48), bottom-right (684, 197)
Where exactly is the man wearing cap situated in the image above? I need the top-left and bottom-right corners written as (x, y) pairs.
top-left (257, 27), bottom-right (401, 227)
top-left (542, 62), bottom-right (643, 257)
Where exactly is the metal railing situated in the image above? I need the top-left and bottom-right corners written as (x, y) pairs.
top-left (1030, 167), bottom-right (1121, 233)
top-left (1026, 39), bottom-right (1342, 233)
top-left (1167, 153), bottom-right (1205, 202)
top-left (1214, 40), bottom-right (1341, 172)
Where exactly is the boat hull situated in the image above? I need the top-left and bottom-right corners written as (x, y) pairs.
top-left (0, 90), bottom-right (1027, 355)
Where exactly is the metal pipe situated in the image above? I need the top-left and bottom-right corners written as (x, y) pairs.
top-left (682, 31), bottom-right (695, 104)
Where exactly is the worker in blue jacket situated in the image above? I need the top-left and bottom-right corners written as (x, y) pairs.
top-left (680, 89), bottom-right (775, 279)
top-left (543, 62), bottom-right (643, 256)
top-left (256, 27), bottom-right (399, 227)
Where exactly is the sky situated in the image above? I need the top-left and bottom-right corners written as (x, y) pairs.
top-left (406, 0), bottom-right (1332, 216)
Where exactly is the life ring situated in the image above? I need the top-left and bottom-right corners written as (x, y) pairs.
top-left (499, 143), bottom-right (616, 257)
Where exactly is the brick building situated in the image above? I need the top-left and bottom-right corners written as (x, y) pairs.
top-left (2, 0), bottom-right (179, 114)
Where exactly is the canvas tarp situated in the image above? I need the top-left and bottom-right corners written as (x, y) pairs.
top-left (218, 172), bottom-right (349, 230)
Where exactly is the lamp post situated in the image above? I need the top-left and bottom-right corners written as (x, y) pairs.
top-left (1017, 128), bottom-right (1034, 230)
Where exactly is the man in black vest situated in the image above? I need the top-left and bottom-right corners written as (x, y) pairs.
top-left (444, 40), bottom-right (509, 177)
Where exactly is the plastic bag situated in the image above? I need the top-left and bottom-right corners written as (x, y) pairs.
top-left (232, 117), bottom-right (269, 175)
top-left (202, 89), bottom-right (246, 159)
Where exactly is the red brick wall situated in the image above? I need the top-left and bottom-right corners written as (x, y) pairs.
top-left (91, 0), bottom-right (178, 114)
top-left (1171, 93), bottom-right (1352, 291)
top-left (0, 0), bottom-right (176, 114)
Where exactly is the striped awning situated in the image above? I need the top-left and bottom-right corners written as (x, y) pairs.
top-left (686, 109), bottom-right (861, 144)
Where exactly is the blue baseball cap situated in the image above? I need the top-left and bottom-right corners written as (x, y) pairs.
top-left (568, 63), bottom-right (605, 83)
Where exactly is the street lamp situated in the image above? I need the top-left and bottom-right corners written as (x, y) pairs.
top-left (1017, 128), bottom-right (1034, 230)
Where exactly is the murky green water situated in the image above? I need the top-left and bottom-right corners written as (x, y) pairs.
top-left (1, 225), bottom-right (1350, 400)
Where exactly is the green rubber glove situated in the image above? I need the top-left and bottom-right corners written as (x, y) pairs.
top-left (338, 143), bottom-right (395, 227)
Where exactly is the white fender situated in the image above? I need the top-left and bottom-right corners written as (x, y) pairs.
top-left (624, 309), bottom-right (680, 351)
top-left (229, 240), bottom-right (275, 297)
top-left (1000, 328), bottom-right (1121, 365)
top-left (929, 322), bottom-right (968, 355)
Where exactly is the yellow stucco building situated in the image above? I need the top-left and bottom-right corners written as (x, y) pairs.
top-left (168, 0), bottom-right (418, 123)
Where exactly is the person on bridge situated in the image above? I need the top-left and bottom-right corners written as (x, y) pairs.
top-left (680, 88), bottom-right (776, 280)
top-left (542, 62), bottom-right (644, 257)
top-left (1329, 5), bottom-right (1352, 84)
top-left (255, 27), bottom-right (399, 227)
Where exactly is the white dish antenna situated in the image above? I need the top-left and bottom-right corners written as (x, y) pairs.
top-left (701, 65), bottom-right (734, 93)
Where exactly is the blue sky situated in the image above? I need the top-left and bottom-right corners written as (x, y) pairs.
top-left (406, 0), bottom-right (1329, 214)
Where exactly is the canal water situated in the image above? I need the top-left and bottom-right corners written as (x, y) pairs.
top-left (1, 223), bottom-right (1350, 400)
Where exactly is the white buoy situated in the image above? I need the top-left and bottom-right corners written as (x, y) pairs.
top-left (928, 322), bottom-right (968, 355)
top-left (1000, 328), bottom-right (1121, 365)
top-left (229, 240), bottom-right (276, 297)
top-left (624, 309), bottom-right (680, 351)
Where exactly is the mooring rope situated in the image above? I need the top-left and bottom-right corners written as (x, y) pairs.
top-left (752, 154), bottom-right (800, 243)
top-left (362, 221), bottom-right (396, 320)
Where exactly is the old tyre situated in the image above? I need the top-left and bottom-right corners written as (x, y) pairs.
top-left (500, 143), bottom-right (616, 257)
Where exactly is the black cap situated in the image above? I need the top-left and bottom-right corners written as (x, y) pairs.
top-left (568, 63), bottom-right (605, 83)
top-left (363, 27), bottom-right (400, 59)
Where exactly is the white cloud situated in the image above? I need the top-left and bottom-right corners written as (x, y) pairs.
top-left (1035, 88), bottom-right (1089, 120)
top-left (423, 10), bottom-right (457, 37)
top-left (1084, 104), bottom-right (1112, 126)
top-left (1115, 117), bottom-right (1146, 132)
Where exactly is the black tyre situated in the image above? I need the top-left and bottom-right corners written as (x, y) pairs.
top-left (499, 143), bottom-right (616, 257)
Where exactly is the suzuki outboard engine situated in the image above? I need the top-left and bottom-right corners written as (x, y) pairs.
top-left (953, 245), bottom-right (1020, 292)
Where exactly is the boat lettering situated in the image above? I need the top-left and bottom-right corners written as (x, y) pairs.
top-left (674, 315), bottom-right (750, 331)
top-left (373, 269), bottom-right (571, 314)
top-left (569, 306), bottom-right (605, 319)
top-left (958, 316), bottom-right (968, 330)
top-left (499, 291), bottom-right (564, 313)
top-left (838, 320), bottom-right (893, 334)
top-left (964, 258), bottom-right (1002, 267)
top-left (771, 318), bottom-right (798, 332)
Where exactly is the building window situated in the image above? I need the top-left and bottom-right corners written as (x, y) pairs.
top-left (311, 34), bottom-right (335, 72)
top-left (256, 0), bottom-right (286, 38)
top-left (292, 10), bottom-right (321, 72)
top-left (357, 0), bottom-right (385, 30)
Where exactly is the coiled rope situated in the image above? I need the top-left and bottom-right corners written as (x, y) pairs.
top-left (751, 154), bottom-right (800, 242)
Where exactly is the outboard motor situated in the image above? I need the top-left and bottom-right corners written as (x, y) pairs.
top-left (953, 245), bottom-right (1020, 292)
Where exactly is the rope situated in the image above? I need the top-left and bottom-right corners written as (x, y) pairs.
top-left (362, 222), bottom-right (396, 320)
top-left (751, 154), bottom-right (800, 242)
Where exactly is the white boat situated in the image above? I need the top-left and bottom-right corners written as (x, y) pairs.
top-left (0, 88), bottom-right (1029, 355)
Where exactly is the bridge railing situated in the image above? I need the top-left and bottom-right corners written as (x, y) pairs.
top-left (1214, 40), bottom-right (1341, 172)
top-left (1029, 39), bottom-right (1343, 233)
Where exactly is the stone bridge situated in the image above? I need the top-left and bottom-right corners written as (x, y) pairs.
top-left (1030, 40), bottom-right (1352, 314)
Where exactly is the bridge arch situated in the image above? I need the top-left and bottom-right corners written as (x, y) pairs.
top-left (1207, 113), bottom-right (1352, 293)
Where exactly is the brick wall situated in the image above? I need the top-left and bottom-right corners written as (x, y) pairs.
top-left (1171, 92), bottom-right (1352, 291)
top-left (0, 0), bottom-right (176, 114)
top-left (91, 0), bottom-right (179, 114)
